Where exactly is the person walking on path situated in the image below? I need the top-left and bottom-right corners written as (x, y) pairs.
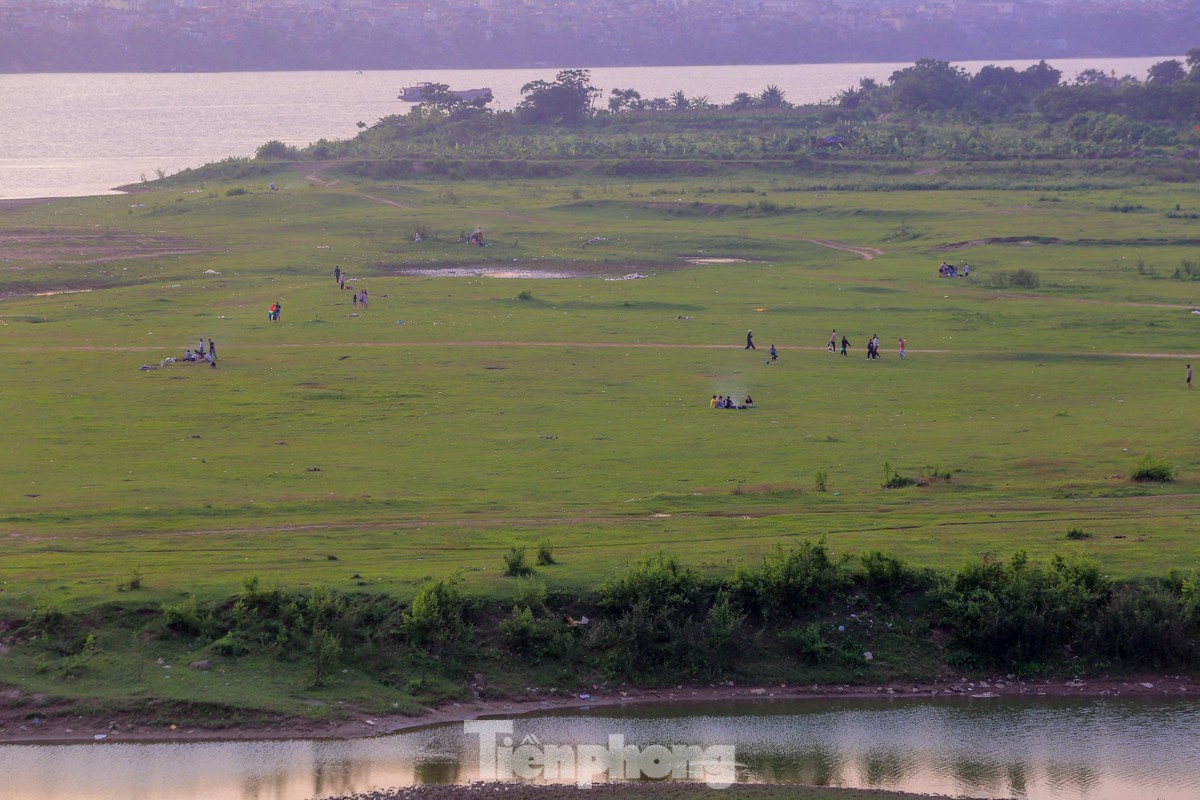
top-left (898, 337), bottom-right (906, 359)
top-left (745, 330), bottom-right (756, 350)
top-left (840, 335), bottom-right (850, 356)
top-left (768, 344), bottom-right (778, 364)
top-left (1188, 364), bottom-right (1193, 389)
top-left (828, 330), bottom-right (837, 353)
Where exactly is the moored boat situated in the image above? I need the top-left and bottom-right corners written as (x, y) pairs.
top-left (399, 82), bottom-right (492, 103)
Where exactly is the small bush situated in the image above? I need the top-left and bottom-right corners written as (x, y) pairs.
top-left (161, 595), bottom-right (215, 639)
top-left (499, 606), bottom-right (561, 657)
top-left (514, 577), bottom-right (547, 609)
top-left (211, 631), bottom-right (247, 657)
top-left (536, 541), bottom-right (556, 565)
top-left (600, 553), bottom-right (701, 611)
top-left (704, 593), bottom-right (744, 669)
top-left (116, 565), bottom-right (144, 592)
top-left (813, 469), bottom-right (829, 492)
top-left (309, 628), bottom-right (343, 688)
top-left (859, 550), bottom-right (927, 600)
top-left (991, 269), bottom-right (1040, 289)
top-left (1131, 454), bottom-right (1175, 482)
top-left (517, 290), bottom-right (535, 301)
top-left (780, 623), bottom-right (834, 664)
top-left (882, 462), bottom-right (915, 489)
top-left (225, 187), bottom-right (249, 197)
top-left (1066, 528), bottom-right (1090, 540)
top-left (504, 545), bottom-right (535, 576)
top-left (403, 572), bottom-right (470, 650)
top-left (726, 539), bottom-right (847, 620)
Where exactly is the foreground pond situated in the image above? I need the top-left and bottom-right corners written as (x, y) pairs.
top-left (3, 697), bottom-right (1198, 800)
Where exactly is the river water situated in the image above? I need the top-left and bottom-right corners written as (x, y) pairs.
top-left (0, 57), bottom-right (1174, 200)
top-left (3, 697), bottom-right (1199, 800)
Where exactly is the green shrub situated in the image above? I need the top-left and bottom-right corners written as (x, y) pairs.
top-left (499, 606), bottom-right (564, 658)
top-left (881, 462), bottom-right (915, 489)
top-left (813, 469), bottom-right (829, 492)
top-left (859, 550), bottom-right (928, 601)
top-left (308, 628), bottom-right (343, 688)
top-left (161, 595), bottom-right (216, 639)
top-left (211, 631), bottom-right (247, 657)
top-left (536, 541), bottom-right (557, 565)
top-left (1131, 454), bottom-right (1175, 482)
top-left (225, 186), bottom-right (249, 197)
top-left (780, 623), bottom-right (834, 664)
top-left (514, 577), bottom-right (547, 610)
top-left (1066, 528), bottom-right (1090, 540)
top-left (599, 553), bottom-right (701, 611)
top-left (403, 572), bottom-right (470, 650)
top-left (939, 552), bottom-right (1110, 671)
top-left (255, 139), bottom-right (299, 160)
top-left (504, 545), bottom-right (535, 576)
top-left (704, 592), bottom-right (745, 670)
top-left (726, 539), bottom-right (847, 620)
top-left (588, 597), bottom-right (703, 680)
top-left (1083, 583), bottom-right (1194, 668)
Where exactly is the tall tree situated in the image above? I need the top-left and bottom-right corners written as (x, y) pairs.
top-left (888, 59), bottom-right (971, 112)
top-left (1148, 60), bottom-right (1187, 85)
top-left (517, 69), bottom-right (599, 125)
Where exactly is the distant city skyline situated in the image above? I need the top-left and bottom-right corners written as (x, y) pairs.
top-left (0, 0), bottom-right (1194, 72)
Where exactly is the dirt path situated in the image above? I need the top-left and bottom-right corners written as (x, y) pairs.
top-left (8, 341), bottom-right (1198, 360)
top-left (798, 237), bottom-right (884, 260)
top-left (306, 160), bottom-right (346, 187)
top-left (360, 193), bottom-right (414, 209)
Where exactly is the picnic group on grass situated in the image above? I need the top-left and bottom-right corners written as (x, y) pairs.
top-left (158, 337), bottom-right (218, 369)
top-left (938, 261), bottom-right (970, 278)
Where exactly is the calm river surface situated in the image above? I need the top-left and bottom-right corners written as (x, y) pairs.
top-left (3, 697), bottom-right (1199, 800)
top-left (0, 57), bottom-right (1175, 200)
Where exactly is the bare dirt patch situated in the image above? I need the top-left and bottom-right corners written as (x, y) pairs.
top-left (800, 238), bottom-right (884, 260)
top-left (0, 229), bottom-right (213, 266)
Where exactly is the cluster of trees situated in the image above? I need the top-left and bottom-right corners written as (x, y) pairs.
top-left (409, 56), bottom-right (1200, 136)
top-left (243, 54), bottom-right (1200, 173)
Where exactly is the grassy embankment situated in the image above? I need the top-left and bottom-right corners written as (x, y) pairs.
top-left (1, 158), bottom-right (1198, 725)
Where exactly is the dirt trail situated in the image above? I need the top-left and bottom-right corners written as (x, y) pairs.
top-left (306, 161), bottom-right (345, 187)
top-left (7, 341), bottom-right (1198, 359)
top-left (798, 237), bottom-right (884, 260)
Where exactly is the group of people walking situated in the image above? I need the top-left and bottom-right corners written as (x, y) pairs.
top-left (334, 266), bottom-right (369, 310)
top-left (826, 329), bottom-right (905, 360)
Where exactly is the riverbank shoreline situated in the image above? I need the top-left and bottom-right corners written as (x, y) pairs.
top-left (3, 673), bottom-right (1196, 746)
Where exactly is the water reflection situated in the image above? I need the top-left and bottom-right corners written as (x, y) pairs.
top-left (2, 697), bottom-right (1198, 800)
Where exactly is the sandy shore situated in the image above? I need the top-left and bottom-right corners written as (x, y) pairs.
top-left (2, 673), bottom-right (1197, 746)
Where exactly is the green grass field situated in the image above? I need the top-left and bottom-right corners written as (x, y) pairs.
top-left (1, 161), bottom-right (1198, 716)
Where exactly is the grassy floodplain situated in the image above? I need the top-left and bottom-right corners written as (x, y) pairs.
top-left (2, 155), bottom-right (1199, 722)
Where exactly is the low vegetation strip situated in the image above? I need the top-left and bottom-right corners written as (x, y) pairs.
top-left (5, 544), bottom-right (1200, 729)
